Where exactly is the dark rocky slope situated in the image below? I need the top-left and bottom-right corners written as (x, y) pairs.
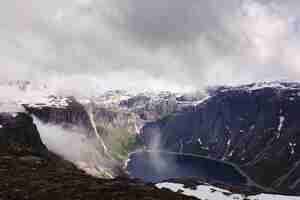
top-left (141, 82), bottom-right (300, 195)
top-left (0, 112), bottom-right (48, 156)
top-left (0, 112), bottom-right (196, 200)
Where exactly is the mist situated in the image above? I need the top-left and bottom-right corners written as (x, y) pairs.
top-left (34, 117), bottom-right (115, 177)
top-left (1, 0), bottom-right (300, 93)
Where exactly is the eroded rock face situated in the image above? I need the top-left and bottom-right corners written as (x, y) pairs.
top-left (141, 82), bottom-right (300, 194)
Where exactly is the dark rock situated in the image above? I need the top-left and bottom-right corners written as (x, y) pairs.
top-left (0, 112), bottom-right (48, 156)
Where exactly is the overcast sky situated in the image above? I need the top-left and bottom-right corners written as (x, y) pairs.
top-left (1, 0), bottom-right (300, 92)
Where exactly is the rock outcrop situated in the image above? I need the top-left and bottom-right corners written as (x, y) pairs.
top-left (0, 112), bottom-right (48, 156)
top-left (141, 82), bottom-right (300, 195)
top-left (23, 96), bottom-right (94, 135)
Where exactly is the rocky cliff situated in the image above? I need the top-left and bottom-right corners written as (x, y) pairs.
top-left (141, 81), bottom-right (300, 195)
top-left (23, 96), bottom-right (94, 134)
top-left (0, 112), bottom-right (48, 156)
top-left (0, 112), bottom-right (196, 200)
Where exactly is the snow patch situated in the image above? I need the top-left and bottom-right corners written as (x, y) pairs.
top-left (248, 82), bottom-right (286, 91)
top-left (227, 139), bottom-right (231, 146)
top-left (156, 182), bottom-right (300, 200)
top-left (277, 116), bottom-right (285, 138)
top-left (289, 142), bottom-right (297, 155)
top-left (198, 138), bottom-right (202, 145)
top-left (250, 124), bottom-right (255, 130)
top-left (193, 95), bottom-right (211, 106)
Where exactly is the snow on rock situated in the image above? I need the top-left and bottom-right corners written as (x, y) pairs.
top-left (0, 81), bottom-right (73, 112)
top-left (277, 116), bottom-right (285, 138)
top-left (289, 142), bottom-right (297, 155)
top-left (227, 139), bottom-right (231, 146)
top-left (290, 97), bottom-right (296, 101)
top-left (247, 81), bottom-right (300, 92)
top-left (24, 96), bottom-right (71, 109)
top-left (198, 138), bottom-right (202, 145)
top-left (156, 182), bottom-right (300, 200)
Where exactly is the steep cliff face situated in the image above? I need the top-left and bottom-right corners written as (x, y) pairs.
top-left (23, 96), bottom-right (94, 134)
top-left (141, 82), bottom-right (300, 194)
top-left (87, 104), bottom-right (143, 161)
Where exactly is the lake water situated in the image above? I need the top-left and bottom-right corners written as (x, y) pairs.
top-left (126, 151), bottom-right (248, 185)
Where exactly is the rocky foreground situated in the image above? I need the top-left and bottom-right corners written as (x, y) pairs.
top-left (0, 112), bottom-right (196, 200)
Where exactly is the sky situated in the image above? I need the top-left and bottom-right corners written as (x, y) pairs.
top-left (1, 0), bottom-right (300, 93)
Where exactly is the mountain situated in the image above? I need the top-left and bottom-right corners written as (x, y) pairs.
top-left (141, 81), bottom-right (300, 195)
top-left (18, 88), bottom-right (204, 176)
top-left (2, 81), bottom-right (300, 199)
top-left (0, 112), bottom-right (197, 200)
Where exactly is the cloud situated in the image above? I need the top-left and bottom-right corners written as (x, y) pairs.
top-left (0, 0), bottom-right (300, 92)
top-left (34, 117), bottom-right (114, 177)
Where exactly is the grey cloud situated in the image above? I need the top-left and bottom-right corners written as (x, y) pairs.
top-left (0, 0), bottom-right (300, 92)
top-left (109, 0), bottom-right (239, 47)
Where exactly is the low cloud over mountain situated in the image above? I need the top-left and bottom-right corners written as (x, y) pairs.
top-left (1, 0), bottom-right (300, 91)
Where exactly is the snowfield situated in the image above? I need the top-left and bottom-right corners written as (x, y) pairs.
top-left (156, 182), bottom-right (300, 200)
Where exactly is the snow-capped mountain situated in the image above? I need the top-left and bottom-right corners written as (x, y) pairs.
top-left (2, 80), bottom-right (300, 199)
top-left (141, 81), bottom-right (300, 195)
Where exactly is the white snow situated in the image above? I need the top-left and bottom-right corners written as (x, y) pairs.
top-left (123, 157), bottom-right (131, 169)
top-left (277, 116), bottom-right (285, 138)
top-left (248, 82), bottom-right (287, 91)
top-left (198, 138), bottom-right (203, 145)
top-left (290, 97), bottom-right (295, 101)
top-left (227, 139), bottom-right (231, 146)
top-left (156, 182), bottom-right (300, 200)
top-left (25, 96), bottom-right (71, 109)
top-left (192, 95), bottom-right (211, 106)
top-left (289, 142), bottom-right (297, 155)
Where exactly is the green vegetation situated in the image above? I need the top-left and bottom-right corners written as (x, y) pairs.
top-left (97, 125), bottom-right (144, 161)
top-left (111, 134), bottom-right (144, 161)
